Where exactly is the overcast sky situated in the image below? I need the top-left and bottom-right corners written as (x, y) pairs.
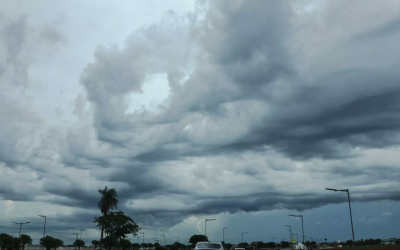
top-left (1, 0), bottom-right (400, 245)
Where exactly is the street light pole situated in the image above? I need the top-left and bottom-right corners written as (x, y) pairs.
top-left (289, 215), bottom-right (304, 243)
top-left (205, 219), bottom-right (216, 240)
top-left (161, 235), bottom-right (165, 246)
top-left (272, 237), bottom-right (276, 242)
top-left (141, 232), bottom-right (145, 244)
top-left (223, 227), bottom-right (228, 242)
top-left (14, 222), bottom-right (30, 237)
top-left (79, 229), bottom-right (85, 250)
top-left (38, 215), bottom-right (46, 238)
top-left (241, 232), bottom-right (248, 243)
top-left (73, 233), bottom-right (79, 250)
top-left (285, 225), bottom-right (292, 240)
top-left (326, 188), bottom-right (355, 245)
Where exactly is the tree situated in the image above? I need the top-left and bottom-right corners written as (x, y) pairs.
top-left (154, 243), bottom-right (160, 248)
top-left (132, 243), bottom-right (141, 249)
top-left (189, 235), bottom-right (208, 245)
top-left (11, 237), bottom-right (21, 250)
top-left (237, 242), bottom-right (249, 248)
top-left (40, 236), bottom-right (64, 250)
top-left (73, 239), bottom-right (85, 250)
top-left (223, 243), bottom-right (232, 250)
top-left (92, 240), bottom-right (100, 250)
top-left (98, 186), bottom-right (119, 250)
top-left (0, 233), bottom-right (13, 250)
top-left (280, 241), bottom-right (290, 248)
top-left (20, 235), bottom-right (32, 250)
top-left (119, 238), bottom-right (131, 250)
top-left (102, 236), bottom-right (118, 250)
top-left (94, 211), bottom-right (140, 241)
top-left (266, 242), bottom-right (275, 248)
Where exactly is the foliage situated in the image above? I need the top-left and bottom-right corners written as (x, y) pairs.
top-left (0, 234), bottom-right (22, 250)
top-left (189, 235), bottom-right (208, 245)
top-left (280, 241), bottom-right (290, 248)
top-left (238, 242), bottom-right (249, 248)
top-left (20, 235), bottom-right (32, 249)
top-left (154, 243), bottom-right (161, 248)
top-left (132, 243), bottom-right (141, 249)
top-left (73, 239), bottom-right (85, 248)
top-left (119, 238), bottom-right (131, 250)
top-left (92, 240), bottom-right (100, 249)
top-left (224, 243), bottom-right (233, 249)
top-left (40, 236), bottom-right (64, 250)
top-left (102, 236), bottom-right (118, 250)
top-left (0, 233), bottom-right (13, 250)
top-left (94, 211), bottom-right (140, 240)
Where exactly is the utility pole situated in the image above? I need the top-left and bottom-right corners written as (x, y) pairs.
top-left (14, 222), bottom-right (30, 237)
top-left (326, 188), bottom-right (355, 245)
top-left (141, 232), bottom-right (145, 244)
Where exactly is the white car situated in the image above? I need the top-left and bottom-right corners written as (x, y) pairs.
top-left (194, 242), bottom-right (224, 250)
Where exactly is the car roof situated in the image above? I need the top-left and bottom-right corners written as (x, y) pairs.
top-left (196, 242), bottom-right (222, 244)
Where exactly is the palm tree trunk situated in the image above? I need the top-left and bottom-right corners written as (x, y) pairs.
top-left (100, 225), bottom-right (104, 250)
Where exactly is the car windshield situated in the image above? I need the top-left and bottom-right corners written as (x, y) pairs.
top-left (197, 243), bottom-right (221, 249)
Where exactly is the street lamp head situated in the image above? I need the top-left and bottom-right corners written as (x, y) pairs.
top-left (326, 188), bottom-right (337, 191)
top-left (224, 227), bottom-right (228, 229)
top-left (25, 222), bottom-right (30, 224)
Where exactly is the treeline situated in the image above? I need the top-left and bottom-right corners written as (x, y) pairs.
top-left (0, 234), bottom-right (65, 250)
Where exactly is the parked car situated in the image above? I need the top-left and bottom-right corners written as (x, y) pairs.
top-left (194, 242), bottom-right (225, 250)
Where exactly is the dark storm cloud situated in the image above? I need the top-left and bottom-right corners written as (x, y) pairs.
top-left (3, 0), bottom-right (400, 237)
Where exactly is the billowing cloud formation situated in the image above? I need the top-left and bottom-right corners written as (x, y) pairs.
top-left (1, 0), bottom-right (400, 244)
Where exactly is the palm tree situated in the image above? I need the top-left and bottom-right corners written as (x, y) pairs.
top-left (98, 186), bottom-right (118, 250)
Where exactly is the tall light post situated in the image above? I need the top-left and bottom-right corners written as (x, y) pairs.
top-left (141, 232), bottom-right (145, 244)
top-left (38, 215), bottom-right (46, 239)
top-left (79, 229), bottom-right (85, 250)
top-left (289, 215), bottom-right (304, 243)
top-left (72, 233), bottom-right (79, 250)
top-left (326, 188), bottom-right (355, 245)
top-left (14, 222), bottom-right (30, 237)
top-left (285, 225), bottom-right (292, 240)
top-left (241, 232), bottom-right (248, 243)
top-left (161, 235), bottom-right (165, 246)
top-left (272, 237), bottom-right (276, 242)
top-left (205, 219), bottom-right (216, 240)
top-left (223, 227), bottom-right (228, 243)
